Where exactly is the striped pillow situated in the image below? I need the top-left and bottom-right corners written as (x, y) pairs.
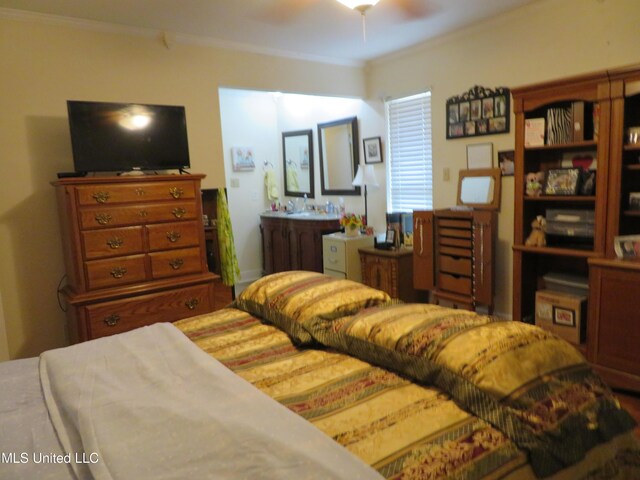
top-left (233, 271), bottom-right (391, 344)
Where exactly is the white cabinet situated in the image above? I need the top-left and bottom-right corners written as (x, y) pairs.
top-left (322, 233), bottom-right (374, 282)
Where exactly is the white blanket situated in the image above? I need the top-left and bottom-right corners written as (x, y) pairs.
top-left (39, 323), bottom-right (382, 480)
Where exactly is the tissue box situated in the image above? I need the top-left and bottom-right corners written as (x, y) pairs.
top-left (535, 289), bottom-right (587, 344)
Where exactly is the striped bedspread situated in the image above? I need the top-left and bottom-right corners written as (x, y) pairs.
top-left (176, 308), bottom-right (539, 479)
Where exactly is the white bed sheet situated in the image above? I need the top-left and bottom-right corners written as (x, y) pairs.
top-left (5, 323), bottom-right (381, 480)
top-left (0, 357), bottom-right (72, 479)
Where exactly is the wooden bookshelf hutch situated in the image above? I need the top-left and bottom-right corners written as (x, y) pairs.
top-left (512, 64), bottom-right (640, 392)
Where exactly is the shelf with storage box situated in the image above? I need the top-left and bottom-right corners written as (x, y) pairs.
top-left (512, 71), bottom-right (611, 331)
top-left (322, 232), bottom-right (374, 281)
top-left (53, 174), bottom-right (217, 342)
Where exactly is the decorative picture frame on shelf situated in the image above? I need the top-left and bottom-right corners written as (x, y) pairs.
top-left (466, 143), bottom-right (493, 169)
top-left (629, 192), bottom-right (640, 210)
top-left (543, 168), bottom-right (581, 196)
top-left (446, 86), bottom-right (510, 139)
top-left (498, 150), bottom-right (515, 176)
top-left (363, 137), bottom-right (383, 164)
top-left (614, 234), bottom-right (640, 259)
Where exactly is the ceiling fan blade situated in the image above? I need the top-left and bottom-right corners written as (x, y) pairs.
top-left (392, 0), bottom-right (435, 19)
top-left (255, 0), bottom-right (320, 24)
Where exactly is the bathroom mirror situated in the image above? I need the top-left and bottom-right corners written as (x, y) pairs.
top-left (318, 116), bottom-right (360, 196)
top-left (282, 129), bottom-right (314, 198)
top-left (457, 168), bottom-right (501, 210)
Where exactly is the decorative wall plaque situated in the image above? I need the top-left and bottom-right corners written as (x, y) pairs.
top-left (446, 86), bottom-right (510, 139)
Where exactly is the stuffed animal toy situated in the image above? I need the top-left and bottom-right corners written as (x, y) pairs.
top-left (525, 172), bottom-right (544, 197)
top-left (525, 215), bottom-right (546, 247)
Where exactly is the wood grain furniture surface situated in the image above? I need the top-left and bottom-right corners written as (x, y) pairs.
top-left (512, 64), bottom-right (640, 392)
top-left (260, 214), bottom-right (340, 275)
top-left (52, 174), bottom-right (217, 342)
top-left (359, 246), bottom-right (417, 302)
top-left (412, 209), bottom-right (496, 312)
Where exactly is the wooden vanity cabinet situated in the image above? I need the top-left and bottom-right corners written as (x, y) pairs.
top-left (53, 174), bottom-right (217, 342)
top-left (260, 215), bottom-right (340, 274)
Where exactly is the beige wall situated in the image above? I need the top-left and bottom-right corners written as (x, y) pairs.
top-left (2, 0), bottom-right (639, 358)
top-left (0, 15), bottom-right (365, 359)
top-left (367, 0), bottom-right (640, 316)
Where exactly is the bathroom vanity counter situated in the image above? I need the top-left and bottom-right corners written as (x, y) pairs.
top-left (259, 212), bottom-right (340, 274)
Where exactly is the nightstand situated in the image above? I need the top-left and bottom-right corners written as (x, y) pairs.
top-left (359, 246), bottom-right (417, 302)
top-left (323, 233), bottom-right (374, 281)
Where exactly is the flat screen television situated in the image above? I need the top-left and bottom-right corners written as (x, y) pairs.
top-left (67, 100), bottom-right (190, 173)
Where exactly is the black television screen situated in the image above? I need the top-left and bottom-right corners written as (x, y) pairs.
top-left (67, 100), bottom-right (190, 173)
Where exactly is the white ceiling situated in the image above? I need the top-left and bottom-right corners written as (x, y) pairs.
top-left (0, 0), bottom-right (536, 64)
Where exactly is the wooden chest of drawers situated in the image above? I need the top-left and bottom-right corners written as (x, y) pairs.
top-left (53, 174), bottom-right (217, 342)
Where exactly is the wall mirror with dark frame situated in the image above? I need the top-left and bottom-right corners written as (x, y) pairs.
top-left (318, 116), bottom-right (360, 196)
top-left (282, 129), bottom-right (314, 198)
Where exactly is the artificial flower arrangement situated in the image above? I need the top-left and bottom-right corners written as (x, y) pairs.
top-left (340, 213), bottom-right (364, 232)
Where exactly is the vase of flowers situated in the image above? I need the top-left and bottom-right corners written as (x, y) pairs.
top-left (340, 213), bottom-right (363, 237)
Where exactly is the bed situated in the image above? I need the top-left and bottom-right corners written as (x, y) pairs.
top-left (2, 270), bottom-right (639, 479)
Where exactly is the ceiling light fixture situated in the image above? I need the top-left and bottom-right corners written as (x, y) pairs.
top-left (335, 0), bottom-right (381, 14)
top-left (335, 0), bottom-right (381, 41)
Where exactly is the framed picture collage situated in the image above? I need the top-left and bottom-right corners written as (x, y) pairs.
top-left (446, 86), bottom-right (510, 139)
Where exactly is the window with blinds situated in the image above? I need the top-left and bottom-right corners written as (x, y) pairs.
top-left (385, 92), bottom-right (432, 212)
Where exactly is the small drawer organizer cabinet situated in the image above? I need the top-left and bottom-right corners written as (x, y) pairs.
top-left (413, 209), bottom-right (496, 313)
top-left (53, 174), bottom-right (217, 342)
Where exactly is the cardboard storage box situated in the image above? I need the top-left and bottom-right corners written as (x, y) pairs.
top-left (535, 289), bottom-right (587, 344)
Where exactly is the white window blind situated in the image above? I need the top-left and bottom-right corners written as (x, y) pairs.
top-left (386, 92), bottom-right (432, 212)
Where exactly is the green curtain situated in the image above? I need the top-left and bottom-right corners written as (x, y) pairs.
top-left (216, 189), bottom-right (240, 286)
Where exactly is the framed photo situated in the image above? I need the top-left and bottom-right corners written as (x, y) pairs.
top-left (466, 143), bottom-right (493, 169)
top-left (385, 228), bottom-right (396, 245)
top-left (498, 150), bottom-right (514, 176)
top-left (363, 137), bottom-right (383, 164)
top-left (614, 234), bottom-right (640, 259)
top-left (553, 307), bottom-right (576, 327)
top-left (446, 86), bottom-right (510, 139)
top-left (629, 192), bottom-right (640, 210)
top-left (231, 147), bottom-right (255, 171)
top-left (543, 168), bottom-right (580, 195)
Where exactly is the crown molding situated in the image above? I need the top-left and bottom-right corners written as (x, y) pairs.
top-left (0, 7), bottom-right (364, 68)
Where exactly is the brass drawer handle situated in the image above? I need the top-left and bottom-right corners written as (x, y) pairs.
top-left (169, 187), bottom-right (184, 199)
top-left (166, 231), bottom-right (182, 243)
top-left (106, 237), bottom-right (123, 249)
top-left (110, 266), bottom-right (127, 279)
top-left (95, 213), bottom-right (112, 225)
top-left (185, 298), bottom-right (199, 310)
top-left (169, 258), bottom-right (184, 270)
top-left (139, 210), bottom-right (149, 217)
top-left (172, 207), bottom-right (186, 219)
top-left (92, 191), bottom-right (110, 203)
top-left (103, 314), bottom-right (120, 327)
top-left (135, 188), bottom-right (146, 196)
